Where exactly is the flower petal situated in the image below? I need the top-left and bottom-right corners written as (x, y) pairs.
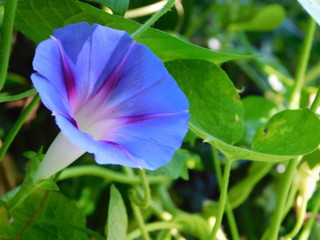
top-left (53, 23), bottom-right (133, 107)
top-left (109, 112), bottom-right (190, 169)
top-left (55, 115), bottom-right (144, 168)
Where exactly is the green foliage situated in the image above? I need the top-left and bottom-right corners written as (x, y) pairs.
top-left (241, 95), bottom-right (282, 144)
top-left (1, 0), bottom-right (320, 239)
top-left (166, 59), bottom-right (244, 144)
top-left (228, 162), bottom-right (273, 208)
top-left (148, 149), bottom-right (192, 180)
top-left (229, 4), bottom-right (286, 32)
top-left (0, 191), bottom-right (89, 240)
top-left (175, 213), bottom-right (211, 240)
top-left (106, 185), bottom-right (127, 240)
top-left (15, 0), bottom-right (248, 63)
top-left (84, 0), bottom-right (129, 16)
top-left (252, 109), bottom-right (320, 155)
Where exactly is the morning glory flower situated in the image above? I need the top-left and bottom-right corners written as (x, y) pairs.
top-left (31, 22), bottom-right (189, 181)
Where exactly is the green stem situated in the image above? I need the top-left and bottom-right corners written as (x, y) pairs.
top-left (57, 165), bottom-right (167, 185)
top-left (212, 148), bottom-right (239, 240)
top-left (158, 185), bottom-right (180, 215)
top-left (0, 0), bottom-right (18, 90)
top-left (289, 18), bottom-right (316, 109)
top-left (210, 158), bottom-right (233, 240)
top-left (130, 200), bottom-right (151, 240)
top-left (299, 194), bottom-right (320, 240)
top-left (130, 169), bottom-right (151, 209)
top-left (127, 221), bottom-right (182, 240)
top-left (282, 181), bottom-right (299, 220)
top-left (131, 0), bottom-right (176, 40)
top-left (266, 157), bottom-right (301, 240)
top-left (0, 94), bottom-right (40, 163)
top-left (0, 88), bottom-right (37, 103)
top-left (184, 2), bottom-right (215, 38)
top-left (311, 88), bottom-right (320, 112)
top-left (284, 192), bottom-right (309, 240)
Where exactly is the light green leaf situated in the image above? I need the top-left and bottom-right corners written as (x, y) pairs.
top-left (166, 60), bottom-right (244, 144)
top-left (190, 123), bottom-right (302, 162)
top-left (252, 109), bottom-right (320, 155)
top-left (106, 185), bottom-right (127, 240)
top-left (241, 95), bottom-right (282, 145)
top-left (297, 0), bottom-right (320, 26)
top-left (83, 0), bottom-right (129, 16)
top-left (229, 4), bottom-right (286, 32)
top-left (15, 0), bottom-right (249, 63)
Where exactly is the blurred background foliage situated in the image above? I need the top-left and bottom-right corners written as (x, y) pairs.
top-left (0, 0), bottom-right (320, 239)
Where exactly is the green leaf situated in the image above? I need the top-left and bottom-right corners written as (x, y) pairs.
top-left (252, 109), bottom-right (320, 155)
top-left (229, 4), bottom-right (286, 32)
top-left (15, 0), bottom-right (249, 63)
top-left (84, 0), bottom-right (129, 16)
top-left (0, 0), bottom-right (24, 6)
top-left (228, 162), bottom-right (273, 208)
top-left (1, 191), bottom-right (89, 240)
top-left (297, 0), bottom-right (320, 26)
top-left (241, 95), bottom-right (282, 145)
top-left (166, 60), bottom-right (244, 144)
top-left (190, 123), bottom-right (302, 162)
top-left (37, 179), bottom-right (60, 191)
top-left (148, 149), bottom-right (192, 180)
top-left (106, 185), bottom-right (127, 240)
top-left (302, 148), bottom-right (320, 169)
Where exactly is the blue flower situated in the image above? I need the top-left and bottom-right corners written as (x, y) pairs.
top-left (31, 22), bottom-right (189, 180)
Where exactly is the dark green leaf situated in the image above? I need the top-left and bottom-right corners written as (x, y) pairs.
top-left (252, 109), bottom-right (320, 155)
top-left (0, 191), bottom-right (89, 240)
top-left (83, 0), bottom-right (129, 16)
top-left (15, 0), bottom-right (249, 63)
top-left (229, 4), bottom-right (286, 32)
top-left (166, 60), bottom-right (244, 144)
top-left (106, 185), bottom-right (127, 240)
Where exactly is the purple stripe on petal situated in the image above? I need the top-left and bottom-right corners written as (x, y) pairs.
top-left (117, 111), bottom-right (189, 124)
top-left (51, 36), bottom-right (77, 104)
top-left (95, 41), bottom-right (135, 97)
top-left (100, 140), bottom-right (142, 168)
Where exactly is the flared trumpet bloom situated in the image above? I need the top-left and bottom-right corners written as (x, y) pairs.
top-left (31, 22), bottom-right (189, 181)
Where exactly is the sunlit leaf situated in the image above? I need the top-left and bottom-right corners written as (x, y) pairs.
top-left (241, 95), bottom-right (282, 145)
top-left (252, 109), bottom-right (320, 155)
